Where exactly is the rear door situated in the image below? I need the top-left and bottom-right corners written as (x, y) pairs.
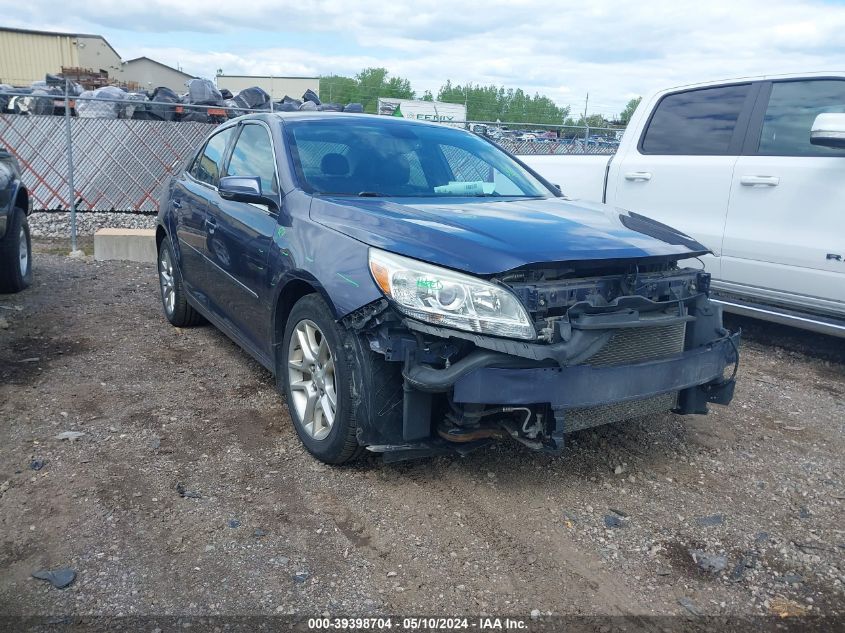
top-left (173, 127), bottom-right (237, 298)
top-left (721, 78), bottom-right (845, 316)
top-left (203, 121), bottom-right (280, 351)
top-left (609, 83), bottom-right (759, 278)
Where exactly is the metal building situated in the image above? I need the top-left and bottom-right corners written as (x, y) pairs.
top-left (120, 57), bottom-right (196, 93)
top-left (0, 27), bottom-right (122, 86)
top-left (215, 74), bottom-right (320, 100)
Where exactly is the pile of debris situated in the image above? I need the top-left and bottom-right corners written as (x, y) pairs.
top-left (0, 75), bottom-right (364, 122)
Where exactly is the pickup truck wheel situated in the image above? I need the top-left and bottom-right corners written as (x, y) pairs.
top-left (0, 207), bottom-right (32, 293)
top-left (281, 294), bottom-right (370, 464)
top-left (157, 238), bottom-right (204, 327)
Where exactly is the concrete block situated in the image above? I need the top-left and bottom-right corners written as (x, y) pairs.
top-left (94, 228), bottom-right (157, 263)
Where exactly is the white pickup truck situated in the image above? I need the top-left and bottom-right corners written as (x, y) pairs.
top-left (523, 73), bottom-right (845, 338)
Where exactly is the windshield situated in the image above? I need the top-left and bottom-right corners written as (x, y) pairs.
top-left (283, 117), bottom-right (553, 198)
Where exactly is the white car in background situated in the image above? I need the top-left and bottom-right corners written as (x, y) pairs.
top-left (523, 72), bottom-right (845, 338)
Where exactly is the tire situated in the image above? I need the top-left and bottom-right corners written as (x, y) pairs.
top-left (157, 237), bottom-right (205, 327)
top-left (0, 207), bottom-right (32, 294)
top-left (280, 294), bottom-right (404, 464)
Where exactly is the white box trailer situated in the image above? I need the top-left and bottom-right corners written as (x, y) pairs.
top-left (377, 98), bottom-right (466, 126)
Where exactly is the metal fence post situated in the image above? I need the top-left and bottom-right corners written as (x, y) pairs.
top-left (64, 81), bottom-right (78, 253)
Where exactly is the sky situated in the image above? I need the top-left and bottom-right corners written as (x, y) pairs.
top-left (4, 0), bottom-right (845, 118)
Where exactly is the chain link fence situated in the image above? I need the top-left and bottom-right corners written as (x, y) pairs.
top-left (0, 92), bottom-right (624, 219)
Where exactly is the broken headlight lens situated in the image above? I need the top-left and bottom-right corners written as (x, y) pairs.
top-left (368, 248), bottom-right (535, 340)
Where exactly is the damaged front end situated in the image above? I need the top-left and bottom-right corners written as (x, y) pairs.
top-left (347, 254), bottom-right (739, 461)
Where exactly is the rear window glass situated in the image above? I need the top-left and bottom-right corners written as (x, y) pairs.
top-left (641, 84), bottom-right (751, 155)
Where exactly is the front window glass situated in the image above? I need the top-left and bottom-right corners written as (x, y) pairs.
top-left (284, 118), bottom-right (551, 198)
top-left (226, 124), bottom-right (279, 195)
top-left (758, 79), bottom-right (845, 156)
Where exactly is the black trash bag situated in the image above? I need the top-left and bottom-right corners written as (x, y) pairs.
top-left (274, 102), bottom-right (298, 112)
top-left (223, 98), bottom-right (244, 119)
top-left (302, 89), bottom-right (321, 106)
top-left (148, 87), bottom-right (180, 121)
top-left (282, 95), bottom-right (302, 107)
top-left (0, 84), bottom-right (13, 112)
top-left (220, 88), bottom-right (234, 100)
top-left (25, 87), bottom-right (61, 116)
top-left (343, 103), bottom-right (364, 113)
top-left (234, 86), bottom-right (271, 110)
top-left (77, 86), bottom-right (125, 119)
top-left (180, 110), bottom-right (210, 123)
top-left (10, 88), bottom-right (33, 114)
top-left (318, 103), bottom-right (343, 112)
top-left (123, 93), bottom-right (148, 119)
top-left (185, 78), bottom-right (223, 105)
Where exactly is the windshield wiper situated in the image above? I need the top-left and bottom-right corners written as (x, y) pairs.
top-left (357, 191), bottom-right (385, 197)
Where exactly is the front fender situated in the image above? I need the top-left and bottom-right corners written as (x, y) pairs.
top-left (270, 214), bottom-right (383, 321)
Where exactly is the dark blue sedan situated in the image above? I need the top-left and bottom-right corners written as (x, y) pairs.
top-left (156, 113), bottom-right (739, 463)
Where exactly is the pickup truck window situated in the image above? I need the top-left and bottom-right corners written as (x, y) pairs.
top-left (641, 84), bottom-right (751, 155)
top-left (284, 118), bottom-right (551, 198)
top-left (758, 79), bottom-right (845, 157)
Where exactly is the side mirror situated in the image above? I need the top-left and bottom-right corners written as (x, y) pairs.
top-left (218, 176), bottom-right (277, 209)
top-left (810, 113), bottom-right (845, 149)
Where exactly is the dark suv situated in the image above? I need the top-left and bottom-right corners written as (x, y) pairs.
top-left (156, 113), bottom-right (739, 463)
top-left (0, 148), bottom-right (32, 293)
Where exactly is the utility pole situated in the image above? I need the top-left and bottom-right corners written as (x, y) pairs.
top-left (583, 92), bottom-right (590, 144)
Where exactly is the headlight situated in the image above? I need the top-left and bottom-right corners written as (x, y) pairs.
top-left (368, 248), bottom-right (535, 340)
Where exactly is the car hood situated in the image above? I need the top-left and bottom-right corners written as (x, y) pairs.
top-left (310, 195), bottom-right (709, 275)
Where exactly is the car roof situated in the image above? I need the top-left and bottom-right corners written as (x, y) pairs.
top-left (224, 111), bottom-right (460, 132)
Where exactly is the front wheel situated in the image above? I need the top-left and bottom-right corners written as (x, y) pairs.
top-left (281, 294), bottom-right (362, 464)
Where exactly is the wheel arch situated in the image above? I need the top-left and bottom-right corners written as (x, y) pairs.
top-left (14, 184), bottom-right (29, 214)
top-left (271, 275), bottom-right (341, 367)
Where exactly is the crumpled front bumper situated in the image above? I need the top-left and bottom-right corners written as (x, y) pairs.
top-left (452, 332), bottom-right (739, 409)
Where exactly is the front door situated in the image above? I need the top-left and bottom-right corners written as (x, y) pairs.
top-left (203, 122), bottom-right (281, 352)
top-left (721, 78), bottom-right (845, 316)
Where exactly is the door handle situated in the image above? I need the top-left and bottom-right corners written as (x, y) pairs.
top-left (172, 199), bottom-right (182, 209)
top-left (740, 175), bottom-right (779, 187)
top-left (205, 217), bottom-right (217, 234)
top-left (624, 171), bottom-right (652, 181)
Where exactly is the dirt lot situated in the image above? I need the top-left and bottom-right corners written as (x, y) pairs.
top-left (1, 248), bottom-right (843, 624)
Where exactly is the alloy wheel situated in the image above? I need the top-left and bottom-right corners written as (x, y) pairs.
top-left (158, 247), bottom-right (175, 315)
top-left (287, 319), bottom-right (337, 440)
top-left (18, 226), bottom-right (28, 277)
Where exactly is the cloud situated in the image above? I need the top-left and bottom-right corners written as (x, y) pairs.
top-left (6, 0), bottom-right (845, 116)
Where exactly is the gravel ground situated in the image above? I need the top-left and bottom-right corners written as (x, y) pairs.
top-left (28, 212), bottom-right (156, 239)
top-left (0, 251), bottom-right (843, 625)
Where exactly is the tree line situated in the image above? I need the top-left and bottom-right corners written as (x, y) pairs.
top-left (319, 68), bottom-right (641, 127)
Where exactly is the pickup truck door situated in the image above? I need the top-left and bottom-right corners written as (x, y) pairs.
top-left (608, 83), bottom-right (760, 279)
top-left (720, 78), bottom-right (845, 316)
top-left (203, 122), bottom-right (280, 354)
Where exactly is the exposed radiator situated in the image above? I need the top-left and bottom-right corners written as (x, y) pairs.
top-left (564, 317), bottom-right (686, 432)
top-left (586, 319), bottom-right (686, 366)
top-left (565, 391), bottom-right (679, 433)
